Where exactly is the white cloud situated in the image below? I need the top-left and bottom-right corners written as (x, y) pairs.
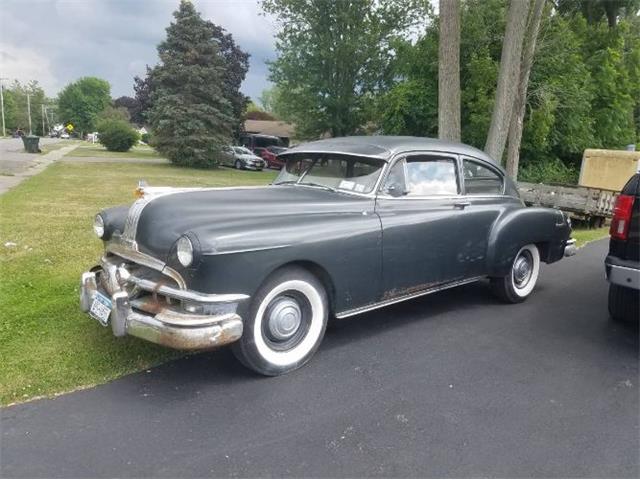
top-left (0, 43), bottom-right (58, 92)
top-left (0, 0), bottom-right (277, 99)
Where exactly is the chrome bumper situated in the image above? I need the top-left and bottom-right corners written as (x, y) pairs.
top-left (564, 238), bottom-right (577, 257)
top-left (80, 265), bottom-right (247, 350)
top-left (605, 259), bottom-right (640, 291)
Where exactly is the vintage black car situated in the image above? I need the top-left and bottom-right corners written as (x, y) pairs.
top-left (81, 136), bottom-right (575, 375)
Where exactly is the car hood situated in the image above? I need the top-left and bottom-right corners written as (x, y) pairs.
top-left (133, 186), bottom-right (374, 259)
top-left (238, 154), bottom-right (261, 161)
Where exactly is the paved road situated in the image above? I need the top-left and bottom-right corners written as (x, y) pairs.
top-left (1, 240), bottom-right (638, 478)
top-left (0, 137), bottom-right (63, 173)
top-left (0, 138), bottom-right (77, 194)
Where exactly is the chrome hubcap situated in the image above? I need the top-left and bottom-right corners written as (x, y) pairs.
top-left (513, 252), bottom-right (533, 287)
top-left (266, 296), bottom-right (302, 341)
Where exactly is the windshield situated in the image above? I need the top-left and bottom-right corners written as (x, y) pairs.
top-left (233, 147), bottom-right (253, 155)
top-left (273, 154), bottom-right (385, 194)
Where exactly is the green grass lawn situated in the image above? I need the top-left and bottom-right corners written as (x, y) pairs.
top-left (65, 143), bottom-right (163, 159)
top-left (0, 161), bottom-right (276, 405)
top-left (573, 226), bottom-right (609, 247)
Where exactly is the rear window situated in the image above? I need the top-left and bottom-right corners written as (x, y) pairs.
top-left (463, 158), bottom-right (503, 195)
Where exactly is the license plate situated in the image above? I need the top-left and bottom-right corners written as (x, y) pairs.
top-left (89, 292), bottom-right (112, 326)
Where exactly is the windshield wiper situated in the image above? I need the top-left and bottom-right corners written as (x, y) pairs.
top-left (298, 181), bottom-right (337, 192)
top-left (273, 180), bottom-right (299, 185)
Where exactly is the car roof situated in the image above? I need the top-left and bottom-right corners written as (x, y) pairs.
top-left (282, 136), bottom-right (497, 164)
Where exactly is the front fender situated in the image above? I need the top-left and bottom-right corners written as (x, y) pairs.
top-left (487, 207), bottom-right (570, 277)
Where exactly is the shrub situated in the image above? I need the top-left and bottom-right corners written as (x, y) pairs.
top-left (97, 119), bottom-right (139, 152)
top-left (519, 157), bottom-right (579, 185)
top-left (140, 133), bottom-right (150, 144)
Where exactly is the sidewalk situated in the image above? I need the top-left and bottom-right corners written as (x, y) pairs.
top-left (0, 142), bottom-right (79, 195)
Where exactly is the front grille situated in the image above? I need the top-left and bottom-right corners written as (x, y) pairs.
top-left (101, 253), bottom-right (181, 303)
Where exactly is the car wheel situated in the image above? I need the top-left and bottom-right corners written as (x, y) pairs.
top-left (235, 160), bottom-right (242, 170)
top-left (232, 267), bottom-right (328, 376)
top-left (490, 244), bottom-right (540, 303)
top-left (608, 284), bottom-right (639, 323)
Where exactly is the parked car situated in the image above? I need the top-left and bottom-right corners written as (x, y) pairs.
top-left (605, 172), bottom-right (639, 323)
top-left (60, 132), bottom-right (70, 139)
top-left (240, 133), bottom-right (285, 157)
top-left (220, 146), bottom-right (266, 171)
top-left (80, 136), bottom-right (575, 376)
top-left (261, 146), bottom-right (288, 169)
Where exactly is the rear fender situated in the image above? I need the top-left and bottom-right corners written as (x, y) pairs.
top-left (487, 207), bottom-right (569, 277)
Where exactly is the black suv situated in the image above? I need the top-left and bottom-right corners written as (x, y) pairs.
top-left (605, 172), bottom-right (640, 322)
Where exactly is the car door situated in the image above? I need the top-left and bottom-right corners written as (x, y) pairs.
top-left (454, 156), bottom-right (513, 279)
top-left (375, 153), bottom-right (466, 297)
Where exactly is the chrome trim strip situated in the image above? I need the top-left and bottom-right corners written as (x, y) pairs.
top-left (122, 197), bottom-right (152, 244)
top-left (106, 240), bottom-right (164, 270)
top-left (335, 276), bottom-right (485, 319)
top-left (202, 244), bottom-right (292, 256)
top-left (126, 274), bottom-right (249, 304)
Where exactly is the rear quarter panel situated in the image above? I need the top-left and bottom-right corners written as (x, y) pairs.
top-left (487, 206), bottom-right (571, 277)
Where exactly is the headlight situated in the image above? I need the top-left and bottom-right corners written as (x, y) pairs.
top-left (93, 214), bottom-right (105, 238)
top-left (176, 235), bottom-right (193, 267)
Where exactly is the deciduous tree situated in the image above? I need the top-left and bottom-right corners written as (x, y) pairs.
top-left (505, 0), bottom-right (546, 180)
top-left (438, 0), bottom-right (461, 141)
top-left (57, 77), bottom-right (111, 137)
top-left (263, 0), bottom-right (426, 139)
top-left (484, 0), bottom-right (530, 162)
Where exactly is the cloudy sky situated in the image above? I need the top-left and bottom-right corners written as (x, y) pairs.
top-left (0, 0), bottom-right (277, 101)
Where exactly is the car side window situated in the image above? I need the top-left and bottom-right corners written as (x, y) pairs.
top-left (463, 158), bottom-right (503, 195)
top-left (404, 157), bottom-right (459, 196)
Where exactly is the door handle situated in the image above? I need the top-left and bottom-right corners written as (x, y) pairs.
top-left (454, 201), bottom-right (471, 209)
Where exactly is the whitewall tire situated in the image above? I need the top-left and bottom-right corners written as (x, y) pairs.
top-left (233, 267), bottom-right (328, 375)
top-left (490, 244), bottom-right (540, 303)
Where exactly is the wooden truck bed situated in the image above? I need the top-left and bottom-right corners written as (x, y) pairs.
top-left (518, 182), bottom-right (618, 227)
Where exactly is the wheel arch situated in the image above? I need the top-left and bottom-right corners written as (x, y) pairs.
top-left (263, 260), bottom-right (337, 315)
top-left (487, 207), bottom-right (566, 277)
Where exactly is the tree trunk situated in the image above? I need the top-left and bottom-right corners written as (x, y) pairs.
top-left (505, 0), bottom-right (546, 180)
top-left (438, 0), bottom-right (461, 141)
top-left (604, 2), bottom-right (618, 28)
top-left (484, 0), bottom-right (531, 162)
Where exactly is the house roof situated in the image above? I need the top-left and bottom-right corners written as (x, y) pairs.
top-left (244, 120), bottom-right (295, 138)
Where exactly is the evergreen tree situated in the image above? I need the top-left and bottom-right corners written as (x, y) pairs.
top-left (149, 0), bottom-right (233, 168)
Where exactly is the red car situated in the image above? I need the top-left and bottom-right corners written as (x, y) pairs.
top-left (260, 146), bottom-right (288, 169)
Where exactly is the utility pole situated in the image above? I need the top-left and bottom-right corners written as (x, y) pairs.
top-left (27, 93), bottom-right (32, 135)
top-left (42, 104), bottom-right (45, 136)
top-left (0, 77), bottom-right (6, 137)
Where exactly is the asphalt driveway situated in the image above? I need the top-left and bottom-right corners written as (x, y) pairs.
top-left (1, 239), bottom-right (638, 478)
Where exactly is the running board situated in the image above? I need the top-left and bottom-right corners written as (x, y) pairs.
top-left (335, 276), bottom-right (486, 319)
